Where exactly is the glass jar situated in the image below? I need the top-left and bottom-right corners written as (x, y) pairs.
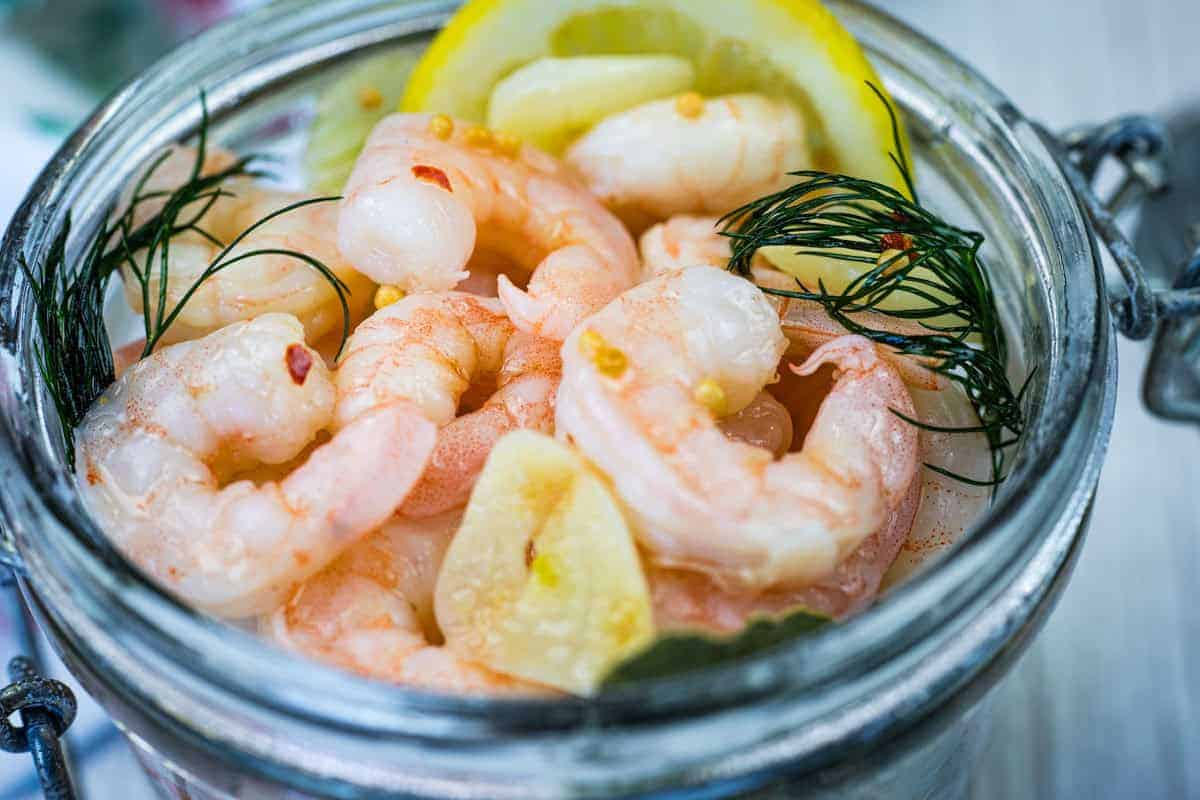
top-left (0, 1), bottom-right (1152, 797)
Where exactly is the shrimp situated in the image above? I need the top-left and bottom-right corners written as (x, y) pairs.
top-left (338, 113), bottom-right (639, 339)
top-left (266, 511), bottom-right (544, 695)
top-left (640, 215), bottom-right (735, 279)
top-left (336, 292), bottom-right (561, 517)
top-left (640, 215), bottom-right (948, 391)
top-left (120, 146), bottom-right (375, 346)
top-left (116, 145), bottom-right (240, 232)
top-left (566, 94), bottom-right (809, 228)
top-left (557, 267), bottom-right (919, 591)
top-left (649, 477), bottom-right (922, 631)
top-left (75, 314), bottom-right (437, 618)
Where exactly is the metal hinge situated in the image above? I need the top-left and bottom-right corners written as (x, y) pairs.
top-left (1, 577), bottom-right (78, 799)
top-left (1041, 115), bottom-right (1200, 422)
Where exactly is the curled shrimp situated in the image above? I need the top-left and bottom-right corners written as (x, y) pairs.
top-left (75, 314), bottom-right (437, 618)
top-left (557, 267), bottom-right (919, 591)
top-left (266, 511), bottom-right (544, 695)
top-left (116, 145), bottom-right (240, 232)
top-left (649, 477), bottom-right (922, 631)
top-left (567, 94), bottom-right (808, 228)
top-left (336, 292), bottom-right (561, 517)
top-left (338, 113), bottom-right (639, 340)
top-left (120, 146), bottom-right (375, 346)
top-left (641, 215), bottom-right (948, 391)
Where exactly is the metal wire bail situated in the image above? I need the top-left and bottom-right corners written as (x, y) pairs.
top-left (1044, 115), bottom-right (1200, 423)
top-left (1040, 116), bottom-right (1171, 340)
top-left (0, 657), bottom-right (77, 754)
top-left (0, 656), bottom-right (78, 799)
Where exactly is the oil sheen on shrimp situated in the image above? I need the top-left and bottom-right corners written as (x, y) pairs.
top-left (266, 511), bottom-right (543, 695)
top-left (566, 94), bottom-right (809, 227)
top-left (339, 113), bottom-right (639, 339)
top-left (120, 147), bottom-right (375, 346)
top-left (557, 267), bottom-right (919, 591)
top-left (75, 314), bottom-right (437, 618)
top-left (336, 292), bottom-right (561, 517)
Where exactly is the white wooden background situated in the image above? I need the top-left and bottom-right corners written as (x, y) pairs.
top-left (885, 2), bottom-right (1200, 798)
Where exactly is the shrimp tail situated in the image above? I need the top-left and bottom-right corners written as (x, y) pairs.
top-left (498, 245), bottom-right (625, 341)
top-left (496, 276), bottom-right (550, 336)
top-left (790, 335), bottom-right (919, 509)
top-left (791, 335), bottom-right (879, 378)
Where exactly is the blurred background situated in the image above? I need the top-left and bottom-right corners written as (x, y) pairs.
top-left (0, 0), bottom-right (1197, 797)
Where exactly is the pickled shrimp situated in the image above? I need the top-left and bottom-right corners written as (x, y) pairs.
top-left (640, 215), bottom-right (948, 391)
top-left (75, 314), bottom-right (437, 618)
top-left (336, 292), bottom-right (561, 517)
top-left (338, 113), bottom-right (639, 339)
top-left (121, 147), bottom-right (374, 345)
top-left (557, 267), bottom-right (919, 590)
top-left (267, 511), bottom-right (543, 695)
top-left (117, 145), bottom-right (240, 232)
top-left (650, 478), bottom-right (922, 631)
top-left (567, 94), bottom-right (809, 227)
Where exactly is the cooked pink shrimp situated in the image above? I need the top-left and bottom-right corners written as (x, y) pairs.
top-left (338, 113), bottom-right (639, 339)
top-left (557, 267), bottom-right (919, 591)
top-left (336, 292), bottom-right (561, 517)
top-left (266, 511), bottom-right (545, 695)
top-left (567, 94), bottom-right (809, 227)
top-left (75, 314), bottom-right (436, 618)
top-left (639, 215), bottom-right (736, 279)
top-left (650, 477), bottom-right (922, 631)
top-left (120, 146), bottom-right (375, 345)
top-left (116, 145), bottom-right (240, 232)
top-left (641, 215), bottom-right (947, 391)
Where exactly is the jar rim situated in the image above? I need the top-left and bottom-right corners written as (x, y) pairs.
top-left (0, 0), bottom-right (1112, 750)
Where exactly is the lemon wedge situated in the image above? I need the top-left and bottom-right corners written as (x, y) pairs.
top-left (402, 0), bottom-right (908, 191)
top-left (304, 50), bottom-right (420, 193)
top-left (434, 431), bottom-right (654, 695)
top-left (487, 55), bottom-right (695, 153)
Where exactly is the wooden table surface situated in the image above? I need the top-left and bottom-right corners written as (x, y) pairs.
top-left (886, 2), bottom-right (1200, 798)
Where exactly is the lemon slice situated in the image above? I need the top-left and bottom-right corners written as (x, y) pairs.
top-left (435, 431), bottom-right (654, 695)
top-left (304, 50), bottom-right (420, 193)
top-left (487, 55), bottom-right (695, 153)
top-left (402, 0), bottom-right (908, 191)
top-left (765, 238), bottom-right (958, 319)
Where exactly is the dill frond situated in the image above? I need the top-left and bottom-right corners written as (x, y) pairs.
top-left (21, 94), bottom-right (350, 465)
top-left (720, 83), bottom-right (1027, 486)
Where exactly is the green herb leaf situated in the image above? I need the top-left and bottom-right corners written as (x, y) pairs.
top-left (602, 607), bottom-right (831, 687)
top-left (719, 81), bottom-right (1027, 488)
top-left (22, 93), bottom-right (351, 465)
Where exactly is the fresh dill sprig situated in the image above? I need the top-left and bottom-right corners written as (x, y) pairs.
top-left (20, 94), bottom-right (351, 465)
top-left (719, 82), bottom-right (1027, 486)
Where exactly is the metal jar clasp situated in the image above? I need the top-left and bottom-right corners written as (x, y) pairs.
top-left (1039, 116), bottom-right (1200, 422)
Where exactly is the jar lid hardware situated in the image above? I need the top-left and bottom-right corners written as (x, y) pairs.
top-left (1041, 117), bottom-right (1200, 422)
top-left (1, 575), bottom-right (78, 798)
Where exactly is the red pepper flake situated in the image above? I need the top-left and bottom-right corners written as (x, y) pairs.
top-left (880, 232), bottom-right (914, 252)
top-left (412, 165), bottom-right (452, 192)
top-left (525, 538), bottom-right (537, 569)
top-left (285, 344), bottom-right (313, 386)
top-left (890, 211), bottom-right (909, 224)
